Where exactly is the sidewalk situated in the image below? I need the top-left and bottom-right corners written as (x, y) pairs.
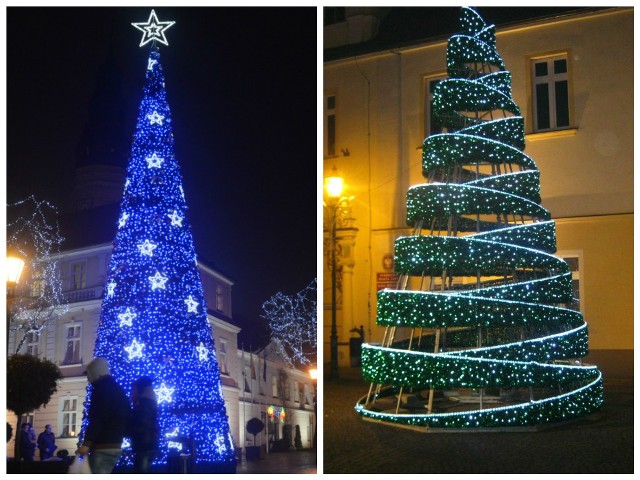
top-left (324, 366), bottom-right (633, 474)
top-left (235, 450), bottom-right (317, 474)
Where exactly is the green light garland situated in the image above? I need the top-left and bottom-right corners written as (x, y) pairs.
top-left (355, 7), bottom-right (603, 430)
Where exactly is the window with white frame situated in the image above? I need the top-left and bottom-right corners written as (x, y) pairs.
top-left (218, 339), bottom-right (229, 374)
top-left (272, 375), bottom-right (278, 398)
top-left (26, 331), bottom-right (40, 356)
top-left (63, 324), bottom-right (82, 365)
top-left (560, 254), bottom-right (582, 312)
top-left (532, 54), bottom-right (570, 132)
top-left (324, 94), bottom-right (336, 157)
top-left (60, 396), bottom-right (79, 438)
top-left (424, 75), bottom-right (447, 138)
top-left (71, 262), bottom-right (86, 290)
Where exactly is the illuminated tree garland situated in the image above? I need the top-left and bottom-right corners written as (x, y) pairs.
top-left (355, 7), bottom-right (603, 430)
top-left (261, 279), bottom-right (317, 367)
top-left (79, 13), bottom-right (234, 470)
top-left (7, 196), bottom-right (69, 354)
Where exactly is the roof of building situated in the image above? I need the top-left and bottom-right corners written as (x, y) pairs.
top-left (324, 7), bottom-right (606, 62)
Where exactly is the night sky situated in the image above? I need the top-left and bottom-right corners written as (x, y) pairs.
top-left (6, 7), bottom-right (318, 347)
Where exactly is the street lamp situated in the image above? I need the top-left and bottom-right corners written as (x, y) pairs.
top-left (309, 368), bottom-right (317, 449)
top-left (324, 172), bottom-right (344, 380)
top-left (6, 249), bottom-right (26, 353)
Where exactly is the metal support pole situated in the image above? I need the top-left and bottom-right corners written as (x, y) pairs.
top-left (330, 203), bottom-right (339, 379)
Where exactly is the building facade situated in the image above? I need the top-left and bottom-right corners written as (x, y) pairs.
top-left (323, 7), bottom-right (633, 376)
top-left (6, 243), bottom-right (316, 459)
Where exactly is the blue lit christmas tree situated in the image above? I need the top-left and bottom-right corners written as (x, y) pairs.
top-left (79, 11), bottom-right (235, 471)
top-left (355, 7), bottom-right (603, 430)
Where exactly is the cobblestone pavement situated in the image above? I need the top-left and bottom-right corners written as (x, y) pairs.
top-left (235, 450), bottom-right (317, 474)
top-left (323, 368), bottom-right (633, 474)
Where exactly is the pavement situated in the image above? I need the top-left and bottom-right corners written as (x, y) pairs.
top-left (235, 450), bottom-right (317, 474)
top-left (323, 366), bottom-right (633, 474)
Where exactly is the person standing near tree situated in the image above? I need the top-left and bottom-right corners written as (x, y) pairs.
top-left (76, 357), bottom-right (131, 473)
top-left (19, 423), bottom-right (36, 462)
top-left (37, 424), bottom-right (57, 461)
top-left (129, 376), bottom-right (159, 474)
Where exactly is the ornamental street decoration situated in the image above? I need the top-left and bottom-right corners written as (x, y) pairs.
top-left (79, 11), bottom-right (235, 470)
top-left (355, 7), bottom-right (603, 430)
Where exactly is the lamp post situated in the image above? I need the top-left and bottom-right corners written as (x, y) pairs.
top-left (309, 368), bottom-right (317, 449)
top-left (324, 173), bottom-right (345, 379)
top-left (6, 250), bottom-right (26, 354)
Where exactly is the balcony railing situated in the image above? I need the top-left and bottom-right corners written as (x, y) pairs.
top-left (63, 285), bottom-right (104, 304)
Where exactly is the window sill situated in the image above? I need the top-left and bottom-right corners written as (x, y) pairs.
top-left (60, 363), bottom-right (83, 368)
top-left (526, 128), bottom-right (577, 141)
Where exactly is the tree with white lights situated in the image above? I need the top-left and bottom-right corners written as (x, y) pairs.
top-left (356, 7), bottom-right (603, 430)
top-left (79, 11), bottom-right (234, 471)
top-left (262, 279), bottom-right (317, 368)
top-left (7, 196), bottom-right (68, 355)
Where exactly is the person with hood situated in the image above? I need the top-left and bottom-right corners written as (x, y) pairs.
top-left (76, 357), bottom-right (131, 473)
top-left (129, 376), bottom-right (159, 473)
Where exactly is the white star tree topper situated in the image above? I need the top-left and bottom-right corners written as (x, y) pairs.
top-left (132, 10), bottom-right (175, 47)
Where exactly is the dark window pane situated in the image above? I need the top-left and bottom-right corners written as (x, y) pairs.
top-left (430, 104), bottom-right (442, 135)
top-left (429, 79), bottom-right (441, 93)
top-left (554, 59), bottom-right (567, 74)
top-left (564, 257), bottom-right (579, 272)
top-left (327, 95), bottom-right (335, 110)
top-left (535, 62), bottom-right (548, 77)
top-left (555, 80), bottom-right (569, 127)
top-left (536, 84), bottom-right (550, 130)
top-left (327, 115), bottom-right (336, 156)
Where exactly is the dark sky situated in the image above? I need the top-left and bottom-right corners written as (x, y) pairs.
top-left (6, 7), bottom-right (317, 347)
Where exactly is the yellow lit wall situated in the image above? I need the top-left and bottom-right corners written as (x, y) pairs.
top-left (555, 214), bottom-right (633, 376)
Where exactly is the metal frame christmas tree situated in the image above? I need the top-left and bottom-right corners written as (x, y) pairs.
top-left (79, 10), bottom-right (235, 470)
top-left (355, 7), bottom-right (603, 430)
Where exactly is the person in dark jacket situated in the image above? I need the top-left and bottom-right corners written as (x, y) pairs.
top-left (19, 423), bottom-right (36, 462)
top-left (76, 357), bottom-right (131, 473)
top-left (37, 424), bottom-right (57, 461)
top-left (129, 376), bottom-right (159, 473)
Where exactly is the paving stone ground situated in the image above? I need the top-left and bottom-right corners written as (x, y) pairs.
top-left (323, 368), bottom-right (633, 474)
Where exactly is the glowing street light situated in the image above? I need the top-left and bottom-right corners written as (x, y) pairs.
top-left (6, 249), bottom-right (26, 353)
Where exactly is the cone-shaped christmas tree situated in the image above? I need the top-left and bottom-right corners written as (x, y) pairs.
top-left (355, 7), bottom-right (603, 430)
top-left (80, 13), bottom-right (235, 471)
